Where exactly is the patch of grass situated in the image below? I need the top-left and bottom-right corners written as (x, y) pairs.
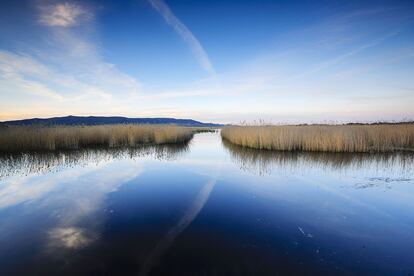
top-left (221, 124), bottom-right (414, 153)
top-left (0, 124), bottom-right (194, 152)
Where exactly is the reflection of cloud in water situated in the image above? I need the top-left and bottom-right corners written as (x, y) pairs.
top-left (51, 162), bottom-right (144, 223)
top-left (0, 144), bottom-right (188, 209)
top-left (222, 139), bottom-right (414, 177)
top-left (139, 178), bottom-right (217, 276)
top-left (40, 162), bottom-right (146, 255)
top-left (0, 147), bottom-right (187, 256)
top-left (0, 155), bottom-right (146, 256)
top-left (0, 157), bottom-right (142, 209)
top-left (48, 227), bottom-right (93, 249)
top-left (0, 143), bottom-right (190, 260)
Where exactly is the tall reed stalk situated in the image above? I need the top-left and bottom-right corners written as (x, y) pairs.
top-left (221, 124), bottom-right (414, 153)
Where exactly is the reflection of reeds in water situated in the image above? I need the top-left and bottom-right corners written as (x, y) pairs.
top-left (222, 139), bottom-right (414, 176)
top-left (221, 124), bottom-right (414, 152)
top-left (0, 125), bottom-right (194, 152)
top-left (0, 144), bottom-right (189, 179)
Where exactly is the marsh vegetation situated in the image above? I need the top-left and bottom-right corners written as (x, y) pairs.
top-left (221, 124), bottom-right (414, 153)
top-left (0, 125), bottom-right (194, 152)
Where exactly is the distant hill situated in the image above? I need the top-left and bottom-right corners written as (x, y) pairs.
top-left (1, 116), bottom-right (222, 127)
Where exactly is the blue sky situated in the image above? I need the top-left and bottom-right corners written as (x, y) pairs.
top-left (0, 0), bottom-right (413, 123)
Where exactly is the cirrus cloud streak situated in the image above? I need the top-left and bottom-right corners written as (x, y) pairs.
top-left (148, 0), bottom-right (215, 75)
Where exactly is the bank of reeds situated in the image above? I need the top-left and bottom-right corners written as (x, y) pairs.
top-left (221, 124), bottom-right (414, 153)
top-left (0, 125), bottom-right (194, 152)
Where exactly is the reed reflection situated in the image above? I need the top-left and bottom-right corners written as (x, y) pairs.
top-left (0, 143), bottom-right (189, 180)
top-left (222, 139), bottom-right (414, 178)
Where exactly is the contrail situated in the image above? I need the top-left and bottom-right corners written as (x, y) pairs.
top-left (139, 178), bottom-right (217, 276)
top-left (148, 0), bottom-right (215, 75)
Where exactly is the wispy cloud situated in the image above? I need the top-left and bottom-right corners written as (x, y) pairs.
top-left (293, 31), bottom-right (400, 80)
top-left (148, 0), bottom-right (215, 75)
top-left (0, 50), bottom-right (111, 102)
top-left (39, 2), bottom-right (91, 27)
top-left (37, 2), bottom-right (141, 97)
top-left (0, 51), bottom-right (64, 100)
top-left (0, 1), bottom-right (142, 120)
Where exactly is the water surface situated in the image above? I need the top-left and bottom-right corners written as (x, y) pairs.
top-left (0, 132), bottom-right (413, 275)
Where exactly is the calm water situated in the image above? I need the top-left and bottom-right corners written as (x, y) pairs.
top-left (1, 132), bottom-right (414, 275)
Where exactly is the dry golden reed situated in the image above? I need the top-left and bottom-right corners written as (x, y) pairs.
top-left (221, 124), bottom-right (414, 153)
top-left (0, 125), bottom-right (193, 152)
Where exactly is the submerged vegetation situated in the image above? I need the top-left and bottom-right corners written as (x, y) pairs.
top-left (221, 124), bottom-right (414, 153)
top-left (0, 125), bottom-right (194, 152)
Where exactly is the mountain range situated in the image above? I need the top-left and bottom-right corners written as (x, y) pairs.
top-left (1, 116), bottom-right (222, 127)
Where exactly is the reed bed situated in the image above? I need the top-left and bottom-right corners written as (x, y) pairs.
top-left (0, 125), bottom-right (194, 152)
top-left (221, 124), bottom-right (414, 153)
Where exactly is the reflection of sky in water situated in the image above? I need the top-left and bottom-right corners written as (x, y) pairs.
top-left (48, 227), bottom-right (93, 249)
top-left (0, 132), bottom-right (413, 275)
